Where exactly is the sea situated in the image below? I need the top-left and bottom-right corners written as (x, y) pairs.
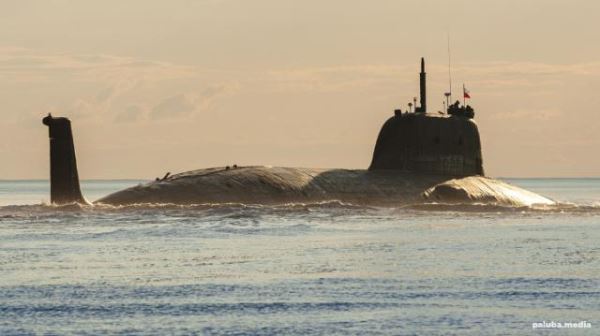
top-left (1, 178), bottom-right (599, 335)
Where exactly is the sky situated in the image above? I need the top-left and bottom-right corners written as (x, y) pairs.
top-left (1, 0), bottom-right (599, 179)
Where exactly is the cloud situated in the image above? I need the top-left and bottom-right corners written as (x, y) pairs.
top-left (151, 94), bottom-right (198, 119)
top-left (114, 104), bottom-right (146, 123)
top-left (265, 64), bottom-right (412, 92)
top-left (0, 46), bottom-right (241, 124)
top-left (262, 61), bottom-right (600, 93)
top-left (4, 45), bottom-right (598, 127)
top-left (95, 86), bottom-right (115, 103)
top-left (57, 81), bottom-right (144, 121)
top-left (0, 46), bottom-right (195, 84)
top-left (489, 107), bottom-right (561, 121)
top-left (150, 84), bottom-right (236, 119)
top-left (458, 61), bottom-right (600, 77)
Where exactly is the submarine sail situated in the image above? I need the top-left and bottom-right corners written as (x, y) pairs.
top-left (369, 58), bottom-right (483, 175)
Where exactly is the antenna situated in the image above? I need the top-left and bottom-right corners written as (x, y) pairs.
top-left (446, 33), bottom-right (453, 109)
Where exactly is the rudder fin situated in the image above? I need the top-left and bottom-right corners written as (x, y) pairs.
top-left (43, 114), bottom-right (87, 205)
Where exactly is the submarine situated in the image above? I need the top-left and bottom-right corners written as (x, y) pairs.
top-left (43, 58), bottom-right (554, 207)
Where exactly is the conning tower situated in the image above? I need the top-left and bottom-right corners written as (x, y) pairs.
top-left (369, 58), bottom-right (484, 176)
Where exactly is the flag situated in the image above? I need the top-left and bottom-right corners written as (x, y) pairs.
top-left (463, 85), bottom-right (471, 99)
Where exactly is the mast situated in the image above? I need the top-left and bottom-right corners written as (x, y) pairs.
top-left (419, 57), bottom-right (426, 113)
top-left (447, 34), bottom-right (453, 103)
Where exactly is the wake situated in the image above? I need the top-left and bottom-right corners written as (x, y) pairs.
top-left (1, 199), bottom-right (600, 216)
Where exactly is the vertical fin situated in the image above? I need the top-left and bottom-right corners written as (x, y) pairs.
top-left (42, 114), bottom-right (87, 204)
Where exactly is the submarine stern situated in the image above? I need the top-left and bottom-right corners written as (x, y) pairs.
top-left (42, 114), bottom-right (87, 205)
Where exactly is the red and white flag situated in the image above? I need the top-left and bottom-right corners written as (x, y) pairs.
top-left (463, 85), bottom-right (471, 99)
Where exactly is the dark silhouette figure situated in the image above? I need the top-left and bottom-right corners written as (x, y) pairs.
top-left (42, 114), bottom-right (86, 204)
top-left (464, 105), bottom-right (475, 118)
top-left (447, 100), bottom-right (475, 119)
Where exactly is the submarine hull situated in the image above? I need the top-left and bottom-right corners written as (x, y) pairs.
top-left (44, 59), bottom-right (555, 208)
top-left (95, 166), bottom-right (553, 207)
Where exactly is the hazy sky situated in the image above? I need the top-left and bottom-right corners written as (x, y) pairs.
top-left (1, 0), bottom-right (599, 179)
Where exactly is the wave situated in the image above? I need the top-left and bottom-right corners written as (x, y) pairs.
top-left (0, 200), bottom-right (374, 222)
top-left (406, 201), bottom-right (600, 213)
top-left (0, 200), bottom-right (600, 220)
top-left (2, 199), bottom-right (600, 216)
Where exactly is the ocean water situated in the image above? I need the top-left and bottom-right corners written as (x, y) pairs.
top-left (1, 179), bottom-right (599, 335)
